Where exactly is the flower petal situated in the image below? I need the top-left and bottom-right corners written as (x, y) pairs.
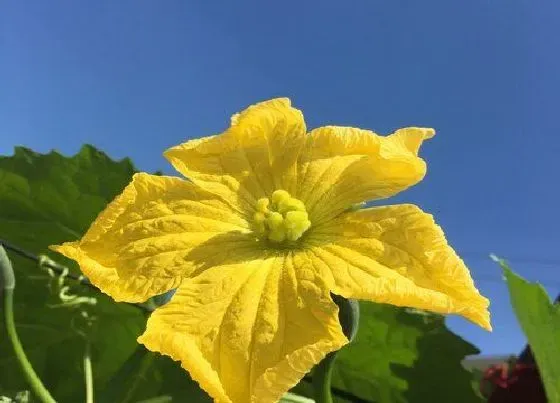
top-left (298, 126), bottom-right (434, 225)
top-left (50, 173), bottom-right (250, 303)
top-left (138, 252), bottom-right (347, 403)
top-left (307, 204), bottom-right (491, 330)
top-left (164, 98), bottom-right (307, 216)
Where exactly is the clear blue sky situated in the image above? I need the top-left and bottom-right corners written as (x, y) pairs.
top-left (2, 0), bottom-right (559, 356)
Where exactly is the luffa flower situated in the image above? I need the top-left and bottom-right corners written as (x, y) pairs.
top-left (51, 98), bottom-right (490, 403)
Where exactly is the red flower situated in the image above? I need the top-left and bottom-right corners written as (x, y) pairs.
top-left (481, 361), bottom-right (546, 403)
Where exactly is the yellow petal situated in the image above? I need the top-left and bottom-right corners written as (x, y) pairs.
top-left (50, 173), bottom-right (250, 303)
top-left (297, 126), bottom-right (435, 225)
top-left (138, 251), bottom-right (347, 403)
top-left (164, 98), bottom-right (307, 215)
top-left (307, 204), bottom-right (491, 330)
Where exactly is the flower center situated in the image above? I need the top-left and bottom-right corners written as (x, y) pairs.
top-left (253, 190), bottom-right (311, 243)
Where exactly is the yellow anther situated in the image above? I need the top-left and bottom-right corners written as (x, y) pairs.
top-left (254, 211), bottom-right (266, 224)
top-left (268, 229), bottom-right (286, 243)
top-left (253, 189), bottom-right (311, 244)
top-left (284, 211), bottom-right (309, 228)
top-left (267, 212), bottom-right (284, 229)
top-left (284, 211), bottom-right (311, 241)
top-left (253, 212), bottom-right (267, 234)
top-left (277, 198), bottom-right (304, 214)
top-left (271, 190), bottom-right (290, 206)
top-left (256, 198), bottom-right (270, 212)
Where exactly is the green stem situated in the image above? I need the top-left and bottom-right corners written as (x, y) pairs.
top-left (312, 295), bottom-right (360, 403)
top-left (121, 349), bottom-right (156, 403)
top-left (1, 246), bottom-right (57, 403)
top-left (0, 240), bottom-right (151, 313)
top-left (84, 341), bottom-right (94, 403)
top-left (312, 352), bottom-right (337, 403)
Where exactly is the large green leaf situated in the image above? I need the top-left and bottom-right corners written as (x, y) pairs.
top-left (494, 256), bottom-right (560, 403)
top-left (293, 303), bottom-right (483, 403)
top-left (0, 146), bottom-right (210, 402)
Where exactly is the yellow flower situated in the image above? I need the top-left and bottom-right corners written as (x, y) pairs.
top-left (51, 98), bottom-right (490, 403)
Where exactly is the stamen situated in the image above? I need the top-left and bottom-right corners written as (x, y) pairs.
top-left (253, 190), bottom-right (311, 244)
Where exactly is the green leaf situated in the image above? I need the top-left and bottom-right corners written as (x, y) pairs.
top-left (293, 302), bottom-right (482, 403)
top-left (0, 145), bottom-right (210, 402)
top-left (493, 255), bottom-right (560, 403)
top-left (136, 397), bottom-right (173, 403)
top-left (97, 345), bottom-right (156, 403)
top-left (280, 392), bottom-right (315, 403)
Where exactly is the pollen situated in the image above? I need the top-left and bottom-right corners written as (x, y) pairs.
top-left (253, 190), bottom-right (311, 243)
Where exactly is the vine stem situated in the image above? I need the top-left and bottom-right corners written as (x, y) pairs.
top-left (121, 349), bottom-right (156, 403)
top-left (84, 341), bottom-right (94, 403)
top-left (312, 295), bottom-right (360, 403)
top-left (312, 352), bottom-right (337, 403)
top-left (1, 246), bottom-right (57, 403)
top-left (0, 239), bottom-right (150, 312)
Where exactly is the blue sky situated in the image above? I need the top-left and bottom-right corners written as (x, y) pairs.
top-left (1, 0), bottom-right (559, 356)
